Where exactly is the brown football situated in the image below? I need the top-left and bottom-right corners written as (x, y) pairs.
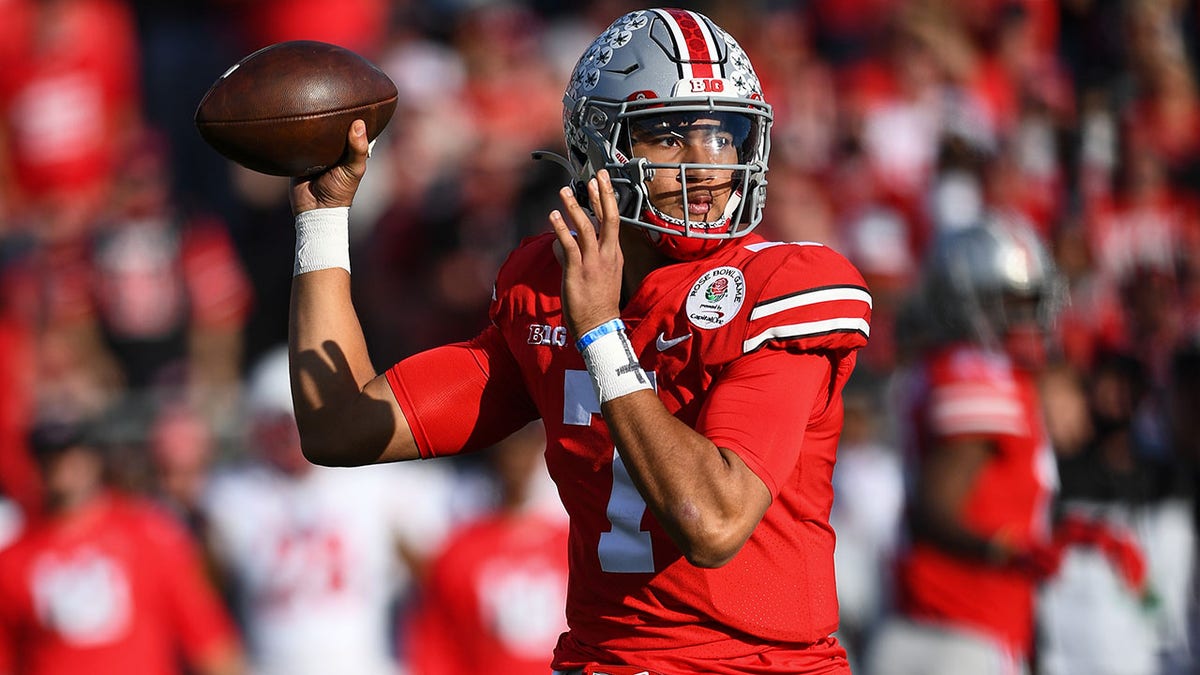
top-left (195, 40), bottom-right (398, 177)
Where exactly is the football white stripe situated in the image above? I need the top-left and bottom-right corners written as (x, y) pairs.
top-left (743, 317), bottom-right (871, 352)
top-left (751, 287), bottom-right (873, 320)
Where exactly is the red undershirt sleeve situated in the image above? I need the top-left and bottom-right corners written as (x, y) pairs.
top-left (386, 324), bottom-right (539, 458)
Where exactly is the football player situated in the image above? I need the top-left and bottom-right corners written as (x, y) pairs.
top-left (0, 418), bottom-right (246, 675)
top-left (286, 8), bottom-right (871, 674)
top-left (866, 218), bottom-right (1064, 675)
top-left (202, 346), bottom-right (457, 675)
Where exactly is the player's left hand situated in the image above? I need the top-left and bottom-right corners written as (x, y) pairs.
top-left (549, 169), bottom-right (623, 340)
top-left (289, 119), bottom-right (370, 215)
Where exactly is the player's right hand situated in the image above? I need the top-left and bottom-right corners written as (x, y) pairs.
top-left (289, 119), bottom-right (370, 216)
top-left (549, 169), bottom-right (624, 341)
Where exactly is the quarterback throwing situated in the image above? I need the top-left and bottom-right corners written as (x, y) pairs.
top-left (286, 8), bottom-right (871, 674)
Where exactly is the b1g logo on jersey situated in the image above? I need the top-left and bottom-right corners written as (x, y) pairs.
top-left (528, 323), bottom-right (568, 347)
top-left (686, 266), bottom-right (745, 329)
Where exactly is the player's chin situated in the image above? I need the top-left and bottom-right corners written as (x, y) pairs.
top-left (660, 193), bottom-right (733, 222)
top-left (652, 204), bottom-right (722, 226)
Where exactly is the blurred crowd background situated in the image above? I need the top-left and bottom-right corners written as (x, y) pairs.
top-left (0, 0), bottom-right (1198, 673)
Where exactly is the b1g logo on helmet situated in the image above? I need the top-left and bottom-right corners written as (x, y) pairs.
top-left (686, 266), bottom-right (745, 329)
top-left (688, 78), bottom-right (725, 93)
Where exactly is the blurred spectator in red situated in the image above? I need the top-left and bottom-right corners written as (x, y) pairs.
top-left (148, 400), bottom-right (219, 540)
top-left (356, 31), bottom-right (474, 367)
top-left (1122, 2), bottom-right (1200, 177)
top-left (1076, 134), bottom-right (1200, 380)
top-left (0, 0), bottom-right (136, 425)
top-left (840, 13), bottom-right (947, 244)
top-left (827, 139), bottom-right (918, 378)
top-left (220, 0), bottom-right (390, 57)
top-left (0, 0), bottom-right (142, 231)
top-left (89, 128), bottom-right (253, 424)
top-left (808, 0), bottom-right (901, 68)
top-left (1086, 140), bottom-right (1200, 293)
top-left (406, 421), bottom-right (568, 675)
top-left (0, 416), bottom-right (246, 675)
top-left (452, 3), bottom-right (562, 154)
top-left (0, 219), bottom-right (126, 453)
top-left (735, 5), bottom-right (840, 175)
top-left (965, 1), bottom-right (1070, 139)
top-left (0, 301), bottom-right (40, 519)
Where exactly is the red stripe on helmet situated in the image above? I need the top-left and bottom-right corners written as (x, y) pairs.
top-left (664, 8), bottom-right (716, 78)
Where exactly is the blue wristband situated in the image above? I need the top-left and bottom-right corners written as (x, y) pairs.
top-left (575, 318), bottom-right (625, 352)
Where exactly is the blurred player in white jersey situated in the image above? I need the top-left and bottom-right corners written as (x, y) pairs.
top-left (203, 345), bottom-right (456, 675)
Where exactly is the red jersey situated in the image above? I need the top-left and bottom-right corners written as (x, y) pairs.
top-left (0, 493), bottom-right (240, 675)
top-left (894, 344), bottom-right (1058, 655)
top-left (0, 0), bottom-right (141, 202)
top-left (388, 233), bottom-right (871, 673)
top-left (407, 510), bottom-right (570, 675)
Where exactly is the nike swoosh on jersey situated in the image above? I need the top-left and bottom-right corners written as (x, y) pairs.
top-left (655, 332), bottom-right (692, 351)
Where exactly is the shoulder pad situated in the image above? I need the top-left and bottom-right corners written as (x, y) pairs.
top-left (926, 346), bottom-right (1027, 437)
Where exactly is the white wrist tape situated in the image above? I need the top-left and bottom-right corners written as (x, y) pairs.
top-left (579, 324), bottom-right (653, 404)
top-left (294, 207), bottom-right (350, 276)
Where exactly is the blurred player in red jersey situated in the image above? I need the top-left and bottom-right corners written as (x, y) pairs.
top-left (406, 421), bottom-right (570, 675)
top-left (285, 8), bottom-right (871, 674)
top-left (866, 218), bottom-right (1064, 675)
top-left (0, 417), bottom-right (245, 675)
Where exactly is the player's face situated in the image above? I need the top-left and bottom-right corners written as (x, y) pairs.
top-left (627, 112), bottom-right (748, 224)
top-left (1001, 292), bottom-right (1052, 371)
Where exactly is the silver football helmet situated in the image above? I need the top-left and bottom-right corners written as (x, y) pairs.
top-left (920, 218), bottom-right (1064, 347)
top-left (535, 8), bottom-right (773, 260)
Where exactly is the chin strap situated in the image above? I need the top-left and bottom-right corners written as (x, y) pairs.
top-left (644, 188), bottom-right (744, 236)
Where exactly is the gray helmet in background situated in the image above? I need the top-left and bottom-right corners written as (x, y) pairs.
top-left (920, 218), bottom-right (1065, 348)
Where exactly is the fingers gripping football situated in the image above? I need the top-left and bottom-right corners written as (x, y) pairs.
top-left (290, 120), bottom-right (371, 215)
top-left (549, 170), bottom-right (624, 341)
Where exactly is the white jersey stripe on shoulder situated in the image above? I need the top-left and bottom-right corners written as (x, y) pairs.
top-left (743, 317), bottom-right (871, 352)
top-left (751, 287), bottom-right (873, 320)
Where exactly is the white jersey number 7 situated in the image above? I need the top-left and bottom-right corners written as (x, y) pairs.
top-left (564, 369), bottom-right (656, 573)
